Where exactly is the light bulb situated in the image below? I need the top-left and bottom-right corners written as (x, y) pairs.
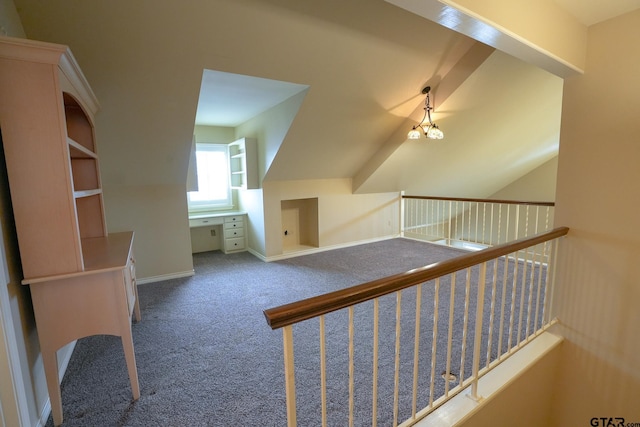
top-left (426, 125), bottom-right (444, 140)
top-left (407, 127), bottom-right (422, 140)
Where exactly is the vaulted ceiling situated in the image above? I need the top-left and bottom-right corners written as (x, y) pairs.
top-left (12, 0), bottom-right (637, 197)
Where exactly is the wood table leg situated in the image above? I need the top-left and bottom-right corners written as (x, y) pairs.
top-left (42, 348), bottom-right (63, 426)
top-left (121, 331), bottom-right (140, 399)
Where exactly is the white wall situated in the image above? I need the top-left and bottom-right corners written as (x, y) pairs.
top-left (238, 189), bottom-right (266, 256)
top-left (551, 10), bottom-right (640, 424)
top-left (193, 125), bottom-right (235, 144)
top-left (235, 91), bottom-right (307, 186)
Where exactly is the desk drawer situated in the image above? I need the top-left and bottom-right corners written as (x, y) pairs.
top-left (224, 216), bottom-right (244, 225)
top-left (224, 219), bottom-right (244, 229)
top-left (224, 227), bottom-right (244, 239)
top-left (189, 217), bottom-right (223, 228)
top-left (224, 237), bottom-right (245, 252)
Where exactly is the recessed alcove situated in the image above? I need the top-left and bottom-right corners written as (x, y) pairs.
top-left (281, 198), bottom-right (319, 253)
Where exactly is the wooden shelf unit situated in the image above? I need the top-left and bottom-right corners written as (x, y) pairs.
top-left (0, 36), bottom-right (139, 426)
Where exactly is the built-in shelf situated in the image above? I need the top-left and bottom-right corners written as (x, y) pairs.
top-left (228, 137), bottom-right (258, 189)
top-left (281, 198), bottom-right (319, 253)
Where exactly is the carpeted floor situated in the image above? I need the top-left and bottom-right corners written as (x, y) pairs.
top-left (45, 238), bottom-right (542, 426)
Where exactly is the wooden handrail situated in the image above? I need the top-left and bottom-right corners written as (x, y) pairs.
top-left (402, 195), bottom-right (555, 207)
top-left (264, 227), bottom-right (568, 330)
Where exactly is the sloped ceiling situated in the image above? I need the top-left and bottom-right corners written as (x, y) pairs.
top-left (12, 0), bottom-right (574, 197)
top-left (356, 49), bottom-right (563, 197)
top-left (195, 69), bottom-right (309, 127)
top-left (13, 0), bottom-right (475, 186)
top-left (554, 0), bottom-right (640, 25)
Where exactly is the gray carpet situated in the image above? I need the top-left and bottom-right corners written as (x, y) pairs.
top-left (45, 238), bottom-right (544, 426)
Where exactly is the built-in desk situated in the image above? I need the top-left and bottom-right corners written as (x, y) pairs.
top-left (189, 212), bottom-right (247, 254)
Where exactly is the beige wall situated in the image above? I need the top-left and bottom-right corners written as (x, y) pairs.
top-left (235, 91), bottom-right (307, 185)
top-left (194, 125), bottom-right (235, 144)
top-left (447, 157), bottom-right (559, 244)
top-left (262, 179), bottom-right (400, 258)
top-left (458, 340), bottom-right (561, 427)
top-left (238, 189), bottom-right (266, 256)
top-left (551, 10), bottom-right (640, 424)
top-left (490, 156), bottom-right (558, 202)
top-left (233, 91), bottom-right (308, 259)
top-left (357, 50), bottom-right (563, 198)
top-left (0, 0), bottom-right (24, 38)
top-left (103, 184), bottom-right (194, 281)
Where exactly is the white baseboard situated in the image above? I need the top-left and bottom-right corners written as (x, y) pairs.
top-left (136, 270), bottom-right (195, 285)
top-left (260, 234), bottom-right (400, 262)
top-left (246, 248), bottom-right (267, 261)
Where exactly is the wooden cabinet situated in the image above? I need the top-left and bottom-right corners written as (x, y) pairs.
top-left (228, 137), bottom-right (258, 189)
top-left (0, 36), bottom-right (139, 426)
top-left (0, 36), bottom-right (107, 277)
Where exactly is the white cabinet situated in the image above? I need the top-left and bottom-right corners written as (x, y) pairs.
top-left (223, 215), bottom-right (246, 253)
top-left (189, 212), bottom-right (248, 254)
top-left (228, 137), bottom-right (258, 189)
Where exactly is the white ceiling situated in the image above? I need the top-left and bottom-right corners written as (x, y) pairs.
top-left (554, 0), bottom-right (640, 26)
top-left (194, 1), bottom-right (640, 129)
top-left (195, 70), bottom-right (308, 127)
top-left (14, 0), bottom-right (639, 192)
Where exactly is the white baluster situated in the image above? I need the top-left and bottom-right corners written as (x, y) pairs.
top-left (319, 315), bottom-right (327, 427)
top-left (444, 272), bottom-right (457, 398)
top-left (428, 279), bottom-right (440, 407)
top-left (411, 284), bottom-right (423, 419)
top-left (486, 258), bottom-right (499, 369)
top-left (282, 325), bottom-right (297, 427)
top-left (459, 268), bottom-right (472, 385)
top-left (470, 262), bottom-right (488, 400)
top-left (349, 306), bottom-right (354, 427)
top-left (372, 298), bottom-right (379, 427)
top-left (393, 291), bottom-right (402, 427)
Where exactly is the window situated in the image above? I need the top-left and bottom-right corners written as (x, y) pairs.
top-left (187, 143), bottom-right (232, 211)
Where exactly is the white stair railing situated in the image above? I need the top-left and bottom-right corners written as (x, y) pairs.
top-left (402, 195), bottom-right (554, 250)
top-left (264, 227), bottom-right (568, 427)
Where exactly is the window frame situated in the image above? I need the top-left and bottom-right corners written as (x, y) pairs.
top-left (187, 142), bottom-right (234, 212)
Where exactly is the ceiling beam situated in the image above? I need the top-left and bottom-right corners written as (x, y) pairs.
top-left (386, 0), bottom-right (586, 77)
top-left (352, 41), bottom-right (495, 193)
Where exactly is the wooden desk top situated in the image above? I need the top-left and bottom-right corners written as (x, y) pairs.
top-left (22, 231), bottom-right (134, 285)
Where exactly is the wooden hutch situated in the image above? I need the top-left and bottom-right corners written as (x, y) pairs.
top-left (0, 36), bottom-right (140, 426)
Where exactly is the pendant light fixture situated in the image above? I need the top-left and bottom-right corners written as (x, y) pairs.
top-left (408, 86), bottom-right (444, 140)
